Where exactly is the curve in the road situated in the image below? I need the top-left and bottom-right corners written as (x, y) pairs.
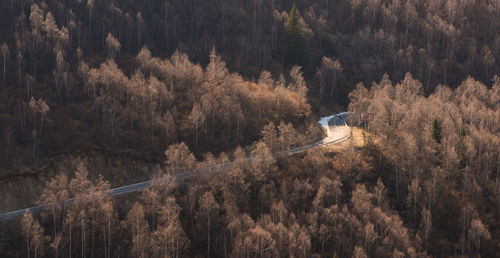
top-left (0, 113), bottom-right (352, 220)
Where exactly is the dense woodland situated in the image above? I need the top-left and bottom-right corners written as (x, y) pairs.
top-left (1, 0), bottom-right (500, 165)
top-left (0, 0), bottom-right (499, 257)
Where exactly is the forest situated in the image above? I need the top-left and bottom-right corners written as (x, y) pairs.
top-left (0, 0), bottom-right (499, 257)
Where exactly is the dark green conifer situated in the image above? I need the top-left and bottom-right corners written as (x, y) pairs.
top-left (431, 119), bottom-right (442, 144)
top-left (457, 125), bottom-right (467, 168)
top-left (285, 4), bottom-right (306, 67)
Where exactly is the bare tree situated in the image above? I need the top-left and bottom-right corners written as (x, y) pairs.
top-left (157, 111), bottom-right (176, 144)
top-left (137, 12), bottom-right (144, 49)
top-left (21, 210), bottom-right (34, 258)
top-left (163, 142), bottom-right (196, 175)
top-left (105, 33), bottom-right (121, 60)
top-left (260, 122), bottom-right (278, 152)
top-left (407, 177), bottom-right (421, 227)
top-left (374, 177), bottom-right (387, 209)
top-left (99, 198), bottom-right (115, 258)
top-left (29, 4), bottom-right (44, 53)
top-left (88, 175), bottom-right (111, 258)
top-left (233, 146), bottom-right (248, 170)
top-left (63, 209), bottom-right (75, 258)
top-left (205, 47), bottom-right (228, 85)
top-left (317, 56), bottom-right (341, 102)
top-left (53, 47), bottom-right (65, 98)
top-left (198, 191), bottom-right (219, 258)
top-left (42, 13), bottom-right (59, 42)
top-left (28, 97), bottom-right (49, 163)
top-left (87, 0), bottom-right (94, 32)
top-left (38, 174), bottom-right (69, 240)
top-left (136, 45), bottom-right (153, 70)
top-left (244, 225), bottom-right (277, 257)
top-left (481, 45), bottom-right (495, 79)
top-left (330, 59), bottom-right (342, 98)
top-left (17, 51), bottom-right (23, 91)
top-left (31, 219), bottom-right (45, 258)
top-left (1, 43), bottom-right (9, 87)
top-left (187, 103), bottom-right (206, 147)
top-left (288, 66), bottom-right (308, 98)
top-left (250, 142), bottom-right (276, 185)
top-left (68, 163), bottom-right (93, 257)
top-left (258, 71), bottom-right (274, 90)
top-left (338, 145), bottom-right (363, 184)
top-left (468, 218), bottom-right (491, 255)
top-left (288, 223), bottom-right (311, 257)
top-left (126, 202), bottom-right (150, 258)
top-left (21, 211), bottom-right (44, 258)
top-left (146, 76), bottom-right (163, 144)
top-left (420, 207), bottom-right (432, 253)
top-left (277, 121), bottom-right (298, 151)
top-left (153, 197), bottom-right (189, 257)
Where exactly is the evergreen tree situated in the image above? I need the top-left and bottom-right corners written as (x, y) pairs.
top-left (285, 4), bottom-right (306, 67)
top-left (431, 119), bottom-right (442, 144)
top-left (431, 119), bottom-right (443, 165)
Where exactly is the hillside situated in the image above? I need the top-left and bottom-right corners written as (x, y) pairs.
top-left (0, 0), bottom-right (499, 257)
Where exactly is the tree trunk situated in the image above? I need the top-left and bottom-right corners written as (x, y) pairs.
top-left (2, 55), bottom-right (5, 87)
top-left (69, 219), bottom-right (72, 258)
top-left (207, 216), bottom-right (210, 258)
top-left (108, 220), bottom-right (111, 258)
top-left (26, 231), bottom-right (30, 258)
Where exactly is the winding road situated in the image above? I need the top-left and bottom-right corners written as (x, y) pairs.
top-left (0, 113), bottom-right (352, 220)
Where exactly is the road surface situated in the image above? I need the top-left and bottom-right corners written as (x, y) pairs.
top-left (0, 113), bottom-right (352, 220)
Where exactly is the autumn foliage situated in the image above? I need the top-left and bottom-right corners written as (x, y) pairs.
top-left (0, 0), bottom-right (499, 257)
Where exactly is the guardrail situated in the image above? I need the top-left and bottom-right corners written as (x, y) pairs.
top-left (0, 115), bottom-right (352, 220)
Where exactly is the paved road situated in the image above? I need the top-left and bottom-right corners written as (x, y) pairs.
top-left (0, 113), bottom-right (352, 220)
